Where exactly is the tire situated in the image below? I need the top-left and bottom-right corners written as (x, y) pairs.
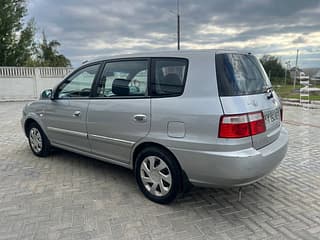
top-left (27, 122), bottom-right (51, 157)
top-left (135, 147), bottom-right (181, 204)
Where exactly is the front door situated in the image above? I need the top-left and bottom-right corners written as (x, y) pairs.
top-left (45, 63), bottom-right (101, 152)
top-left (87, 59), bottom-right (151, 163)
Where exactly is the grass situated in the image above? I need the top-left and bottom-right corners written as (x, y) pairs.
top-left (273, 83), bottom-right (320, 101)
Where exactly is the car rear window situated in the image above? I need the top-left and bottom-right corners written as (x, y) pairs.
top-left (215, 53), bottom-right (271, 96)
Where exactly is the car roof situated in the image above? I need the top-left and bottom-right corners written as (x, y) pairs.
top-left (86, 49), bottom-right (251, 64)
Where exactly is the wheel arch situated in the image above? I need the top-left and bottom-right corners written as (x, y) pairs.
top-left (131, 141), bottom-right (191, 192)
top-left (24, 116), bottom-right (52, 157)
top-left (24, 118), bottom-right (43, 136)
top-left (132, 142), bottom-right (178, 168)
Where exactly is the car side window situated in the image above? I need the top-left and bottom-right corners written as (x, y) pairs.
top-left (152, 59), bottom-right (188, 96)
top-left (96, 60), bottom-right (148, 97)
top-left (57, 64), bottom-right (100, 99)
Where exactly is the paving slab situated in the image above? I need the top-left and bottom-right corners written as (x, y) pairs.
top-left (0, 102), bottom-right (319, 240)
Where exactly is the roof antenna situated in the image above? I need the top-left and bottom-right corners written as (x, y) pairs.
top-left (82, 60), bottom-right (88, 65)
top-left (177, 0), bottom-right (180, 50)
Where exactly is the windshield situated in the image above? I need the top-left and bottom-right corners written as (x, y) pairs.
top-left (215, 53), bottom-right (271, 96)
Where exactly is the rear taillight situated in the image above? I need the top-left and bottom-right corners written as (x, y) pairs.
top-left (219, 111), bottom-right (266, 138)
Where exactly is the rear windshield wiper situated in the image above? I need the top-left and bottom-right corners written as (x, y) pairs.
top-left (263, 86), bottom-right (273, 99)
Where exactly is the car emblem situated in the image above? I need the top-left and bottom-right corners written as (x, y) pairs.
top-left (248, 99), bottom-right (258, 107)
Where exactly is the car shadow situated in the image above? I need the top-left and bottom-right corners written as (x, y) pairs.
top-left (48, 148), bottom-right (273, 207)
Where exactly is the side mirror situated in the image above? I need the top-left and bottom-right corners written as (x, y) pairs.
top-left (40, 89), bottom-right (53, 100)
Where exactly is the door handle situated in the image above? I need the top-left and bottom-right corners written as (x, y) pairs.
top-left (133, 114), bottom-right (147, 122)
top-left (73, 110), bottom-right (81, 117)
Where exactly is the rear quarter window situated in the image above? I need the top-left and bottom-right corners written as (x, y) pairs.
top-left (215, 53), bottom-right (271, 96)
top-left (151, 58), bottom-right (188, 97)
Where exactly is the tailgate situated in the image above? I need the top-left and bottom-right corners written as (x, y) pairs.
top-left (215, 52), bottom-right (282, 149)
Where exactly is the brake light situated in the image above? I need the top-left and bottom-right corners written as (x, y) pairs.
top-left (219, 111), bottom-right (266, 138)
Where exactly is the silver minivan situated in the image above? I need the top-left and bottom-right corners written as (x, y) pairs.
top-left (22, 50), bottom-right (288, 203)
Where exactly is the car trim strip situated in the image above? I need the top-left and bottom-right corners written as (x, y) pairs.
top-left (47, 126), bottom-right (87, 137)
top-left (88, 134), bottom-right (135, 146)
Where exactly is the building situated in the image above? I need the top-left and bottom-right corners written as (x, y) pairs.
top-left (311, 70), bottom-right (320, 81)
top-left (289, 67), bottom-right (309, 81)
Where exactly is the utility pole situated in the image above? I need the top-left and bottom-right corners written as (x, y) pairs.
top-left (177, 0), bottom-right (180, 50)
top-left (284, 64), bottom-right (287, 86)
top-left (294, 49), bottom-right (299, 89)
top-left (284, 60), bottom-right (290, 85)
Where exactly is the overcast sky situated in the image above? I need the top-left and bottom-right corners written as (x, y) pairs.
top-left (28, 0), bottom-right (320, 68)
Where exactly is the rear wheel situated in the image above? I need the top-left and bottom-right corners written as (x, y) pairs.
top-left (27, 123), bottom-right (51, 157)
top-left (135, 147), bottom-right (181, 204)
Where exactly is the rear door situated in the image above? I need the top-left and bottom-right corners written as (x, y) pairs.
top-left (87, 59), bottom-right (151, 163)
top-left (215, 53), bottom-right (281, 149)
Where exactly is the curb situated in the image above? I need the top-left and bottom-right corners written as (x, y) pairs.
top-left (0, 99), bottom-right (35, 102)
top-left (281, 98), bottom-right (320, 109)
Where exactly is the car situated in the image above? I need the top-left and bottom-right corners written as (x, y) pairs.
top-left (22, 50), bottom-right (288, 204)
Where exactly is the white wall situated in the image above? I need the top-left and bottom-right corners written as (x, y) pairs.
top-left (0, 67), bottom-right (73, 100)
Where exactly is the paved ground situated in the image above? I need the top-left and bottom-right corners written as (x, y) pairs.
top-left (0, 102), bottom-right (320, 240)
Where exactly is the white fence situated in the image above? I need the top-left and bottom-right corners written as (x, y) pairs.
top-left (0, 67), bottom-right (73, 101)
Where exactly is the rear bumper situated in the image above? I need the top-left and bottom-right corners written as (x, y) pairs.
top-left (170, 127), bottom-right (288, 187)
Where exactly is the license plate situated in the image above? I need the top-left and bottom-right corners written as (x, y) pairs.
top-left (264, 108), bottom-right (280, 128)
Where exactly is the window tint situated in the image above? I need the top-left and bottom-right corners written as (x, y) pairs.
top-left (215, 54), bottom-right (271, 96)
top-left (97, 60), bottom-right (148, 97)
top-left (57, 64), bottom-right (100, 98)
top-left (152, 59), bottom-right (188, 96)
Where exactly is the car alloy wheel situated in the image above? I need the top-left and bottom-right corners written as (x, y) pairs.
top-left (27, 122), bottom-right (51, 157)
top-left (29, 127), bottom-right (43, 153)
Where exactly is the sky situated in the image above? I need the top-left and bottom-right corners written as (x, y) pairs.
top-left (28, 0), bottom-right (320, 68)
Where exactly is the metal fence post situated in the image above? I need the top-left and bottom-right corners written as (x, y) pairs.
top-left (34, 68), bottom-right (40, 98)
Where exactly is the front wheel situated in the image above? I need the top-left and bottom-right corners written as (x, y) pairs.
top-left (135, 147), bottom-right (181, 204)
top-left (28, 123), bottom-right (51, 157)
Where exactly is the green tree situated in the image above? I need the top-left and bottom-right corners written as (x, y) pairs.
top-left (0, 0), bottom-right (36, 66)
top-left (260, 55), bottom-right (285, 80)
top-left (29, 32), bottom-right (71, 67)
